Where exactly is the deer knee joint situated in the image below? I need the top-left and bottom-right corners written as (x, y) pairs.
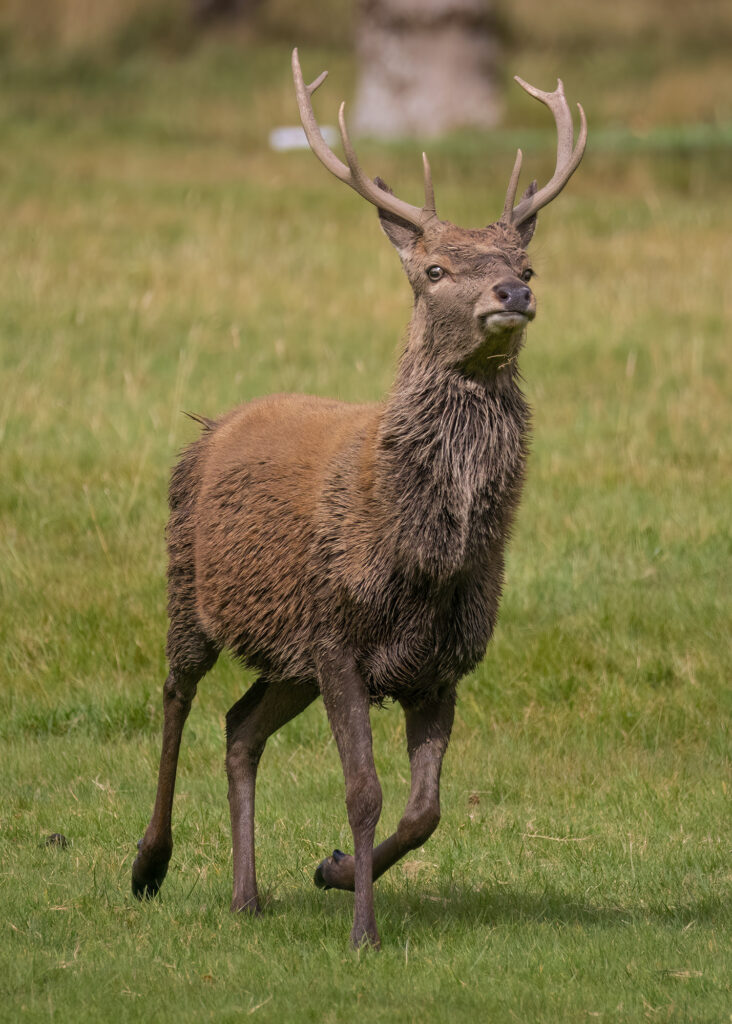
top-left (346, 773), bottom-right (382, 833)
top-left (226, 736), bottom-right (264, 776)
top-left (398, 803), bottom-right (440, 850)
top-left (163, 670), bottom-right (199, 708)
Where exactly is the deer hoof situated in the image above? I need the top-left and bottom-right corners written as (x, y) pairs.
top-left (314, 849), bottom-right (355, 891)
top-left (231, 897), bottom-right (262, 916)
top-left (313, 862), bottom-right (332, 890)
top-left (351, 924), bottom-right (381, 951)
top-left (131, 840), bottom-right (170, 900)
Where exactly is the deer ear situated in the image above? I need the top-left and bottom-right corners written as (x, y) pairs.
top-left (375, 177), bottom-right (422, 257)
top-left (515, 180), bottom-right (538, 247)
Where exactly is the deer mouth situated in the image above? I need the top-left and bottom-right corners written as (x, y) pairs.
top-left (479, 310), bottom-right (535, 332)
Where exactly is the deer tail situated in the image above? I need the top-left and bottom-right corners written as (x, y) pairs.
top-left (183, 410), bottom-right (217, 432)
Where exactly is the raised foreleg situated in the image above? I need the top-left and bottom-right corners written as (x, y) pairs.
top-left (314, 687), bottom-right (455, 893)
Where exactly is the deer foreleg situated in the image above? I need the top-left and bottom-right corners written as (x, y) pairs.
top-left (314, 687), bottom-right (455, 892)
top-left (226, 677), bottom-right (319, 914)
top-left (318, 650), bottom-right (383, 949)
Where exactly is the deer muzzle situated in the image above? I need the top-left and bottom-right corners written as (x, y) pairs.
top-left (475, 276), bottom-right (536, 334)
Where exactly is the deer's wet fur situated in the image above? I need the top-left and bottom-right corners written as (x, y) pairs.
top-left (132, 49), bottom-right (586, 949)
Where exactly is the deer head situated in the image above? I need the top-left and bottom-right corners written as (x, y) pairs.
top-left (292, 49), bottom-right (587, 373)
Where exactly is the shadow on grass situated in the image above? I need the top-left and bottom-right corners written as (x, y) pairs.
top-left (274, 881), bottom-right (727, 935)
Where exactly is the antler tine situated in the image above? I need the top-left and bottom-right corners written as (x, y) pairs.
top-left (422, 152), bottom-right (435, 215)
top-left (506, 76), bottom-right (587, 228)
top-left (306, 70), bottom-right (328, 96)
top-left (516, 76), bottom-right (575, 166)
top-left (292, 48), bottom-right (351, 183)
top-left (292, 48), bottom-right (437, 230)
top-left (501, 148), bottom-right (523, 223)
top-left (336, 101), bottom-right (381, 200)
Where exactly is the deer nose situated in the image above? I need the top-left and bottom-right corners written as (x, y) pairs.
top-left (492, 277), bottom-right (533, 313)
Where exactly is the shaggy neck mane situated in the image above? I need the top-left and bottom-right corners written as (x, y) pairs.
top-left (374, 328), bottom-right (530, 581)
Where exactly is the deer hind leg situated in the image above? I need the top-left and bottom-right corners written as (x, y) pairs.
top-left (226, 676), bottom-right (319, 915)
top-left (132, 632), bottom-right (218, 900)
top-left (315, 687), bottom-right (455, 894)
top-left (317, 650), bottom-right (383, 949)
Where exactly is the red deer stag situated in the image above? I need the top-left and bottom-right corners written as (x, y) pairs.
top-left (132, 49), bottom-right (587, 949)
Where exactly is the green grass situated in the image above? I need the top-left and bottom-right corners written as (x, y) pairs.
top-left (0, 37), bottom-right (730, 1024)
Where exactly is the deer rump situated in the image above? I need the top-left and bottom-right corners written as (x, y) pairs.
top-left (171, 389), bottom-right (523, 705)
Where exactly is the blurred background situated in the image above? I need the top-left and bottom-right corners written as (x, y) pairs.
top-left (1, 0), bottom-right (729, 773)
top-left (0, 0), bottom-right (729, 798)
top-left (2, 0), bottom-right (731, 132)
top-left (1, 4), bottom-right (730, 1018)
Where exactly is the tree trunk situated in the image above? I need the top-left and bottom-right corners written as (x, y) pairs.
top-left (353, 0), bottom-right (501, 139)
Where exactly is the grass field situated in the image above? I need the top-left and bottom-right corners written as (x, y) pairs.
top-left (0, 26), bottom-right (730, 1024)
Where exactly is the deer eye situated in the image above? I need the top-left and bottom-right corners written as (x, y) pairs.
top-left (521, 268), bottom-right (534, 282)
top-left (426, 265), bottom-right (444, 282)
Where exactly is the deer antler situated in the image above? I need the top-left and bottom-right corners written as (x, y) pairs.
top-left (292, 48), bottom-right (438, 231)
top-left (502, 76), bottom-right (587, 228)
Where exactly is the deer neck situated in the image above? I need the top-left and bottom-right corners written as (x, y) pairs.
top-left (374, 314), bottom-right (530, 580)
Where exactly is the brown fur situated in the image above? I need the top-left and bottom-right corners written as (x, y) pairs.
top-left (170, 219), bottom-right (534, 696)
top-left (133, 198), bottom-right (546, 949)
